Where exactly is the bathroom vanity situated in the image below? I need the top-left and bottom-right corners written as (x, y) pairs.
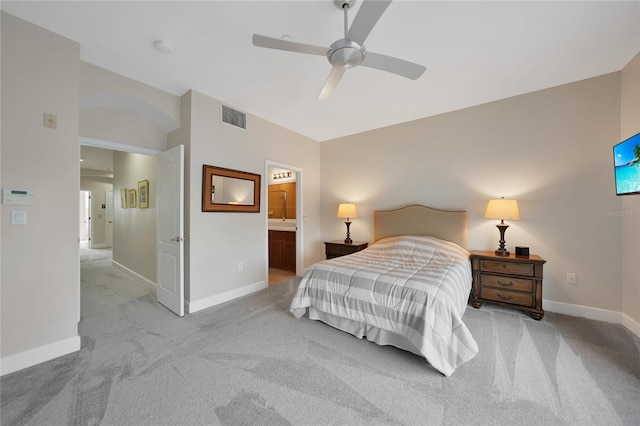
top-left (268, 224), bottom-right (296, 272)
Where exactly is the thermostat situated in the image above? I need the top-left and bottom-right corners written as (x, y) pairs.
top-left (2, 189), bottom-right (35, 205)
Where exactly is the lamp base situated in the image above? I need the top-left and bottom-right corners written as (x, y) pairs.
top-left (344, 221), bottom-right (352, 244)
top-left (494, 223), bottom-right (510, 256)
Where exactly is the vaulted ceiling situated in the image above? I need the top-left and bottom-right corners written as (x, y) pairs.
top-left (3, 1), bottom-right (639, 142)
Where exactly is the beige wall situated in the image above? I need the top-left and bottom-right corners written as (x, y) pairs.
top-left (113, 152), bottom-right (157, 282)
top-left (81, 108), bottom-right (167, 150)
top-left (321, 73), bottom-right (623, 314)
top-left (1, 12), bottom-right (81, 370)
top-left (79, 61), bottom-right (179, 152)
top-left (186, 91), bottom-right (322, 309)
top-left (620, 52), bottom-right (640, 326)
top-left (80, 61), bottom-right (180, 145)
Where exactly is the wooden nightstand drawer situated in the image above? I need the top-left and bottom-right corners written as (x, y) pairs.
top-left (479, 274), bottom-right (533, 293)
top-left (328, 244), bottom-right (358, 256)
top-left (480, 287), bottom-right (533, 307)
top-left (324, 241), bottom-right (368, 259)
top-left (480, 259), bottom-right (534, 277)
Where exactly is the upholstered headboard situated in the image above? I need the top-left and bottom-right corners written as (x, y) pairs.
top-left (373, 205), bottom-right (468, 248)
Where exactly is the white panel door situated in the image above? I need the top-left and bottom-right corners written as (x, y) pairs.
top-left (105, 190), bottom-right (113, 247)
top-left (156, 145), bottom-right (184, 316)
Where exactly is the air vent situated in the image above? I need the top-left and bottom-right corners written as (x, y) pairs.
top-left (221, 105), bottom-right (246, 129)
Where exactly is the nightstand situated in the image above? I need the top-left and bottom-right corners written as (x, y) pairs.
top-left (324, 241), bottom-right (368, 259)
top-left (470, 250), bottom-right (546, 320)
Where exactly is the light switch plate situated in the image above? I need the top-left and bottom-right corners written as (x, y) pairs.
top-left (11, 210), bottom-right (26, 225)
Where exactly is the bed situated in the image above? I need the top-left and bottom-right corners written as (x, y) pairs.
top-left (289, 205), bottom-right (479, 376)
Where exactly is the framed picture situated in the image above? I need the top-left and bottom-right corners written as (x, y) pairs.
top-left (120, 188), bottom-right (128, 208)
top-left (128, 188), bottom-right (137, 208)
top-left (138, 179), bottom-right (149, 208)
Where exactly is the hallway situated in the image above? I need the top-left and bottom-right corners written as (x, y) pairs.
top-left (80, 246), bottom-right (158, 317)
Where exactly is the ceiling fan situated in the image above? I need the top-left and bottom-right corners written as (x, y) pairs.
top-left (252, 0), bottom-right (426, 101)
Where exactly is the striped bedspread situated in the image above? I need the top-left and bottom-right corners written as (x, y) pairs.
top-left (290, 235), bottom-right (479, 376)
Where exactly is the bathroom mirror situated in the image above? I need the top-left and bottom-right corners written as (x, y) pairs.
top-left (202, 165), bottom-right (261, 213)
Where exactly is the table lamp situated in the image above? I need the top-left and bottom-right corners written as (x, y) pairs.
top-left (337, 203), bottom-right (357, 244)
top-left (484, 197), bottom-right (520, 256)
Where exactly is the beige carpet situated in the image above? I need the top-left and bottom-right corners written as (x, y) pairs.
top-left (1, 247), bottom-right (639, 425)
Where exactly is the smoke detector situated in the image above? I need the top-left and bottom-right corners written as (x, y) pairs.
top-left (154, 40), bottom-right (174, 54)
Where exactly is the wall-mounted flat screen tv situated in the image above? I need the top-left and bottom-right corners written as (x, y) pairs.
top-left (613, 132), bottom-right (640, 196)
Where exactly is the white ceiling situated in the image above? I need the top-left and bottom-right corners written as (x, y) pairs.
top-left (80, 145), bottom-right (113, 173)
top-left (3, 1), bottom-right (639, 142)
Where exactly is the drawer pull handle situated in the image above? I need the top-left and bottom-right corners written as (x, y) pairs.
top-left (502, 264), bottom-right (508, 269)
top-left (497, 280), bottom-right (514, 287)
top-left (496, 293), bottom-right (514, 301)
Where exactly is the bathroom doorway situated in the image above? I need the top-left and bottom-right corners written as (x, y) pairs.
top-left (266, 161), bottom-right (302, 285)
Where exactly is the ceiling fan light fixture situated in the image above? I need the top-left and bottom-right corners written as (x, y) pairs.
top-left (252, 0), bottom-right (425, 100)
top-left (328, 39), bottom-right (365, 68)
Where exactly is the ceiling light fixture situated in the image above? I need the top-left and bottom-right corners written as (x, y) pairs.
top-left (154, 40), bottom-right (174, 54)
top-left (273, 171), bottom-right (292, 180)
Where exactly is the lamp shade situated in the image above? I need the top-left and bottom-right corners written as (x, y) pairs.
top-left (337, 203), bottom-right (357, 219)
top-left (484, 199), bottom-right (520, 220)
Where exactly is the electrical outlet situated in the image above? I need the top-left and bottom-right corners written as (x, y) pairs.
top-left (567, 273), bottom-right (577, 285)
top-left (238, 262), bottom-right (243, 271)
top-left (44, 113), bottom-right (57, 129)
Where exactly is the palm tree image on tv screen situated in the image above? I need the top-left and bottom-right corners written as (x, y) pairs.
top-left (613, 133), bottom-right (640, 195)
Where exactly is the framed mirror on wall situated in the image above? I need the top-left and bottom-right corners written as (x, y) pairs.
top-left (202, 165), bottom-right (261, 213)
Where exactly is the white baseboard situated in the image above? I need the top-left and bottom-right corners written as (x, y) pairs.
top-left (90, 243), bottom-right (110, 249)
top-left (1, 335), bottom-right (81, 376)
top-left (187, 280), bottom-right (267, 313)
top-left (544, 299), bottom-right (640, 337)
top-left (621, 312), bottom-right (640, 337)
top-left (112, 260), bottom-right (157, 292)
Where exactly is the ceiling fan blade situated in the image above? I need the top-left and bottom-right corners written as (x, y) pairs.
top-left (316, 67), bottom-right (347, 101)
top-left (361, 52), bottom-right (426, 80)
top-left (252, 34), bottom-right (328, 56)
top-left (347, 0), bottom-right (392, 45)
